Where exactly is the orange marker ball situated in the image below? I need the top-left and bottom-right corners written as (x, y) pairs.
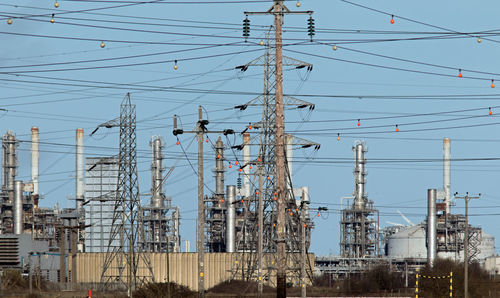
top-left (390, 18), bottom-right (394, 24)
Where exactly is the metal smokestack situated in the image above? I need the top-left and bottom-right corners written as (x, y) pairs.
top-left (443, 138), bottom-right (451, 214)
top-left (427, 188), bottom-right (437, 266)
top-left (242, 133), bottom-right (251, 197)
top-left (31, 127), bottom-right (39, 209)
top-left (151, 136), bottom-right (164, 208)
top-left (75, 128), bottom-right (84, 211)
top-left (226, 185), bottom-right (236, 252)
top-left (14, 180), bottom-right (23, 234)
top-left (215, 137), bottom-right (225, 199)
top-left (353, 141), bottom-right (367, 210)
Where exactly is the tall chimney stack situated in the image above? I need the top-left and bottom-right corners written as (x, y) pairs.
top-left (443, 138), bottom-right (451, 214)
top-left (31, 127), bottom-right (39, 209)
top-left (75, 128), bottom-right (84, 211)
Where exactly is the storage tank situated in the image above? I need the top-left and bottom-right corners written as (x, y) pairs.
top-left (478, 231), bottom-right (496, 260)
top-left (386, 225), bottom-right (427, 258)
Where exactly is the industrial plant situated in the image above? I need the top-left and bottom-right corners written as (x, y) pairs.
top-left (2, 1), bottom-right (500, 298)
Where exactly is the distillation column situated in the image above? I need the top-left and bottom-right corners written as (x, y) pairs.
top-left (1, 131), bottom-right (18, 233)
top-left (148, 136), bottom-right (167, 252)
top-left (206, 137), bottom-right (226, 252)
top-left (353, 142), bottom-right (367, 210)
top-left (340, 141), bottom-right (379, 258)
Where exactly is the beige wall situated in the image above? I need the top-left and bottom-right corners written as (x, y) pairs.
top-left (75, 252), bottom-right (314, 291)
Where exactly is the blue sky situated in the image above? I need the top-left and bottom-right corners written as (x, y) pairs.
top-left (2, 0), bottom-right (500, 256)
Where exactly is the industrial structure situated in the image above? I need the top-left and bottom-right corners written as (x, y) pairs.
top-left (202, 27), bottom-right (319, 289)
top-left (316, 138), bottom-right (496, 282)
top-left (142, 136), bottom-right (181, 253)
top-left (340, 141), bottom-right (379, 259)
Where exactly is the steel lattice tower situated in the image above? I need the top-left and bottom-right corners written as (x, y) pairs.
top-left (100, 93), bottom-right (154, 294)
top-left (232, 27), bottom-right (317, 283)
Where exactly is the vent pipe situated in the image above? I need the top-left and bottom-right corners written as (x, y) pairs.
top-left (14, 180), bottom-right (23, 234)
top-left (427, 188), bottom-right (437, 266)
top-left (226, 185), bottom-right (236, 252)
top-left (31, 127), bottom-right (39, 209)
top-left (443, 138), bottom-right (451, 214)
top-left (75, 128), bottom-right (84, 211)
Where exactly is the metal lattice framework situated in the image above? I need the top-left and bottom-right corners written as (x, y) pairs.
top-left (230, 27), bottom-right (317, 284)
top-left (100, 93), bottom-right (154, 293)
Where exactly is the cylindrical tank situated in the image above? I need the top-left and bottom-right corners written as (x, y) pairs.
top-left (427, 189), bottom-right (437, 266)
top-left (478, 231), bottom-right (496, 259)
top-left (226, 185), bottom-right (236, 252)
top-left (386, 225), bottom-right (427, 258)
top-left (13, 180), bottom-right (23, 234)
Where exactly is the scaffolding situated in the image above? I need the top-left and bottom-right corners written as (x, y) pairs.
top-left (84, 157), bottom-right (120, 253)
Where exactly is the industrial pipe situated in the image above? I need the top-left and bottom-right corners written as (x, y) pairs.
top-left (427, 188), bottom-right (437, 266)
top-left (75, 128), bottom-right (84, 211)
top-left (443, 138), bottom-right (451, 214)
top-left (226, 185), bottom-right (236, 252)
top-left (14, 180), bottom-right (23, 234)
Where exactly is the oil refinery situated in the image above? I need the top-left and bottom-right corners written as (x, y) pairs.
top-left (2, 1), bottom-right (500, 297)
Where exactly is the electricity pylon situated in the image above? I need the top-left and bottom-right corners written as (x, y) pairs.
top-left (99, 93), bottom-right (154, 296)
top-left (235, 1), bottom-right (316, 293)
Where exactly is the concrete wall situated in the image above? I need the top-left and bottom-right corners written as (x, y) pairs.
top-left (75, 252), bottom-right (314, 291)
